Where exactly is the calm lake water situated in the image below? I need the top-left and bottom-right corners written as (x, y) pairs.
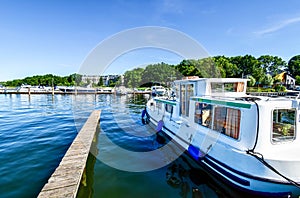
top-left (0, 94), bottom-right (253, 198)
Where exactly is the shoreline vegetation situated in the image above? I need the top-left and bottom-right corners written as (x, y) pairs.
top-left (1, 54), bottom-right (300, 93)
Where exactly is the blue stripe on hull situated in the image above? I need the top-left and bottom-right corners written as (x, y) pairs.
top-left (147, 112), bottom-right (295, 197)
top-left (161, 127), bottom-right (293, 197)
top-left (186, 149), bottom-right (293, 197)
top-left (199, 158), bottom-right (292, 197)
top-left (202, 157), bottom-right (250, 186)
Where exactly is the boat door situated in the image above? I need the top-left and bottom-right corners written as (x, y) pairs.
top-left (180, 83), bottom-right (195, 117)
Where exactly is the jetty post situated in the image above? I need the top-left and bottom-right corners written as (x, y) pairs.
top-left (52, 78), bottom-right (54, 96)
top-left (38, 110), bottom-right (101, 198)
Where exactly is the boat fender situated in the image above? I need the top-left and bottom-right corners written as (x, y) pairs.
top-left (141, 109), bottom-right (150, 124)
top-left (156, 120), bottom-right (164, 132)
top-left (188, 145), bottom-right (205, 161)
top-left (142, 109), bottom-right (146, 118)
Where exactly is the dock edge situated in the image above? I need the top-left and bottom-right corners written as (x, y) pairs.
top-left (38, 110), bottom-right (101, 198)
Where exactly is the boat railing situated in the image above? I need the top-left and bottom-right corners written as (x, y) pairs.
top-left (247, 91), bottom-right (300, 99)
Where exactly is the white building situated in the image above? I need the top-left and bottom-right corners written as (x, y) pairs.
top-left (81, 75), bottom-right (121, 86)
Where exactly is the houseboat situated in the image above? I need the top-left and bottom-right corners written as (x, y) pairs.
top-left (143, 77), bottom-right (300, 197)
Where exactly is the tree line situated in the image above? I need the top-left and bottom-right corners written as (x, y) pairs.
top-left (2, 54), bottom-right (300, 88)
top-left (2, 74), bottom-right (82, 87)
top-left (123, 54), bottom-right (300, 88)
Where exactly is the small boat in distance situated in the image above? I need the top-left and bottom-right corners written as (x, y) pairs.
top-left (151, 85), bottom-right (166, 96)
top-left (17, 84), bottom-right (53, 92)
top-left (58, 86), bottom-right (96, 93)
top-left (143, 77), bottom-right (300, 197)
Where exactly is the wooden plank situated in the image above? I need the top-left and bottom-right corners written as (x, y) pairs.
top-left (38, 110), bottom-right (101, 198)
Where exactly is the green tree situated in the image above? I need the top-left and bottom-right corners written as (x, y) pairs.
top-left (4, 73), bottom-right (83, 87)
top-left (175, 59), bottom-right (201, 77)
top-left (262, 74), bottom-right (274, 86)
top-left (295, 76), bottom-right (300, 85)
top-left (142, 62), bottom-right (181, 87)
top-left (248, 76), bottom-right (256, 87)
top-left (197, 57), bottom-right (221, 78)
top-left (176, 58), bottom-right (221, 78)
top-left (258, 55), bottom-right (286, 75)
top-left (252, 67), bottom-right (266, 85)
top-left (230, 55), bottom-right (259, 78)
top-left (124, 68), bottom-right (145, 88)
top-left (97, 76), bottom-right (103, 86)
top-left (213, 56), bottom-right (239, 77)
top-left (288, 55), bottom-right (300, 76)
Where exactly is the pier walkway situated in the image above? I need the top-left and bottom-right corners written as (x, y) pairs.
top-left (38, 110), bottom-right (101, 198)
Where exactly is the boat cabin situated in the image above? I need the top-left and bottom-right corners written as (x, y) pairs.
top-left (151, 77), bottom-right (300, 150)
top-left (173, 77), bottom-right (248, 117)
top-left (147, 77), bottom-right (300, 195)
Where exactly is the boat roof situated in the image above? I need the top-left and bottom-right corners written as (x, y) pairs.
top-left (173, 77), bottom-right (299, 105)
top-left (174, 77), bottom-right (249, 83)
top-left (174, 78), bottom-right (249, 97)
top-left (192, 94), bottom-right (299, 109)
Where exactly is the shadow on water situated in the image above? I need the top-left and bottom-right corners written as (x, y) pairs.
top-left (76, 127), bottom-right (251, 197)
top-left (77, 124), bottom-right (99, 198)
top-left (76, 134), bottom-right (237, 197)
top-left (76, 94), bottom-right (268, 198)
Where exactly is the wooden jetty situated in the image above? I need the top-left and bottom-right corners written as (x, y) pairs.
top-left (38, 110), bottom-right (101, 198)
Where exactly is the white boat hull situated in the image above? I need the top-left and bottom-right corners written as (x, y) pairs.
top-left (145, 95), bottom-right (300, 197)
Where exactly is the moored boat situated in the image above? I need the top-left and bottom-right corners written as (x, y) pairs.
top-left (151, 85), bottom-right (166, 96)
top-left (17, 84), bottom-right (53, 92)
top-left (58, 86), bottom-right (96, 93)
top-left (144, 77), bottom-right (300, 197)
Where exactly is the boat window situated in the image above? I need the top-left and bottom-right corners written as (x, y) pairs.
top-left (235, 82), bottom-right (244, 92)
top-left (272, 109), bottom-right (296, 143)
top-left (186, 84), bottom-right (194, 116)
top-left (211, 82), bottom-right (244, 93)
top-left (165, 104), bottom-right (173, 114)
top-left (194, 102), bottom-right (212, 128)
top-left (213, 107), bottom-right (241, 139)
top-left (180, 85), bottom-right (186, 116)
top-left (175, 84), bottom-right (180, 98)
top-left (180, 83), bottom-right (194, 117)
top-left (211, 83), bottom-right (223, 93)
top-left (156, 102), bottom-right (162, 114)
top-left (213, 106), bottom-right (227, 133)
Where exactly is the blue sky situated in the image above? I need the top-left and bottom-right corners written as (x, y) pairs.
top-left (0, 0), bottom-right (300, 81)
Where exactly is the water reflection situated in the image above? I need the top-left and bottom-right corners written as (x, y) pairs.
top-left (77, 94), bottom-right (255, 198)
top-left (165, 154), bottom-right (221, 198)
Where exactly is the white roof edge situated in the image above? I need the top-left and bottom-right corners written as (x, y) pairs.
top-left (174, 78), bottom-right (249, 83)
